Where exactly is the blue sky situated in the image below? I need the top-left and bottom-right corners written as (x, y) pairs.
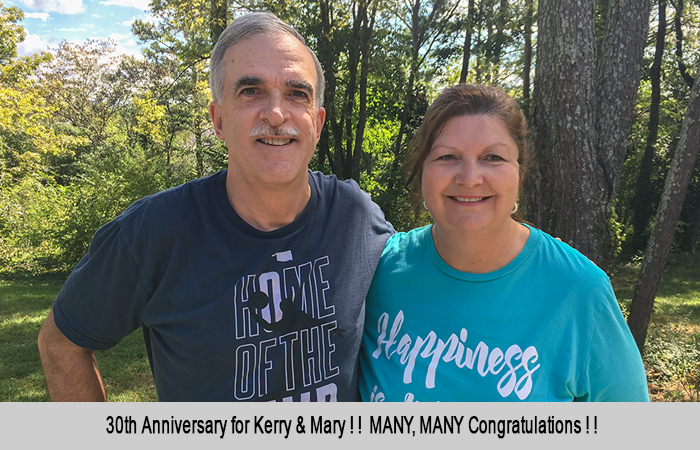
top-left (9, 0), bottom-right (153, 57)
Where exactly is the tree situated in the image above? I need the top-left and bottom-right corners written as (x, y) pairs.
top-left (629, 0), bottom-right (667, 254)
top-left (627, 55), bottom-right (700, 352)
top-left (386, 0), bottom-right (459, 192)
top-left (317, 0), bottom-right (379, 182)
top-left (37, 40), bottom-right (128, 148)
top-left (0, 3), bottom-right (80, 185)
top-left (132, 0), bottom-right (223, 177)
top-left (673, 0), bottom-right (695, 89)
top-left (458, 0), bottom-right (475, 83)
top-left (521, 0), bottom-right (535, 119)
top-left (525, 0), bottom-right (653, 271)
top-left (0, 2), bottom-right (24, 66)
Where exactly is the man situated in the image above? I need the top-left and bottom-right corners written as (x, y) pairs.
top-left (37, 12), bottom-right (393, 402)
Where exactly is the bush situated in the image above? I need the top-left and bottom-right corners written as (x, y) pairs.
top-left (0, 143), bottom-right (196, 273)
top-left (0, 176), bottom-right (71, 273)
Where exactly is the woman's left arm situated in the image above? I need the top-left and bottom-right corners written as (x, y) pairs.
top-left (580, 286), bottom-right (650, 402)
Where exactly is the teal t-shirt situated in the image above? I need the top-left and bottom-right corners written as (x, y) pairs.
top-left (359, 224), bottom-right (649, 402)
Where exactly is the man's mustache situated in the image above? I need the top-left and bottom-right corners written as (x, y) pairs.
top-left (251, 124), bottom-right (300, 137)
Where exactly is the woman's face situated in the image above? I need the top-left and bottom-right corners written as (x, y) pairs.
top-left (422, 114), bottom-right (520, 237)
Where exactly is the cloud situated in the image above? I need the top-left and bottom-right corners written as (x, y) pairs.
top-left (16, 33), bottom-right (51, 56)
top-left (57, 27), bottom-right (86, 32)
top-left (100, 0), bottom-right (151, 9)
top-left (20, 0), bottom-right (85, 15)
top-left (120, 12), bottom-right (157, 30)
top-left (114, 41), bottom-right (143, 59)
top-left (108, 32), bottom-right (127, 41)
top-left (139, 12), bottom-right (158, 25)
top-left (24, 12), bottom-right (51, 21)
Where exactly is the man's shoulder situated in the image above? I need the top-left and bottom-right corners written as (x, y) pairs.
top-left (118, 170), bottom-right (226, 224)
top-left (309, 170), bottom-right (366, 200)
top-left (309, 170), bottom-right (393, 231)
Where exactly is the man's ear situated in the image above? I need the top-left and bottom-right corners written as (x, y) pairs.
top-left (316, 106), bottom-right (326, 140)
top-left (209, 101), bottom-right (224, 140)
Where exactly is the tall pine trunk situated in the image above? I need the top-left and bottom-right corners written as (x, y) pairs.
top-left (525, 0), bottom-right (652, 271)
top-left (630, 0), bottom-right (666, 254)
top-left (627, 56), bottom-right (700, 352)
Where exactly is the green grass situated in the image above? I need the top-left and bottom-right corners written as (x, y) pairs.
top-left (2, 254), bottom-right (700, 402)
top-left (0, 272), bottom-right (156, 402)
top-left (612, 254), bottom-right (700, 401)
top-left (613, 254), bottom-right (700, 327)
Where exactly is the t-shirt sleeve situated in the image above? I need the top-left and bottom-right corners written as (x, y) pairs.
top-left (578, 283), bottom-right (650, 402)
top-left (52, 218), bottom-right (151, 351)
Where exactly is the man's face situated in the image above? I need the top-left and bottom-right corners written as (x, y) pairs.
top-left (209, 32), bottom-right (325, 189)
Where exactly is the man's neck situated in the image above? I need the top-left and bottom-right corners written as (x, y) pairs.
top-left (225, 170), bottom-right (311, 232)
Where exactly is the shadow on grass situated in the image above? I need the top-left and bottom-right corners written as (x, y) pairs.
top-left (0, 275), bottom-right (63, 402)
top-left (0, 284), bottom-right (61, 319)
top-left (1, 274), bottom-right (156, 401)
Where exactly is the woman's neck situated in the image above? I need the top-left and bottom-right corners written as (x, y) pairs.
top-left (431, 220), bottom-right (530, 273)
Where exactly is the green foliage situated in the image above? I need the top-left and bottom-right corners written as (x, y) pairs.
top-left (606, 205), bottom-right (626, 260)
top-left (0, 2), bottom-right (24, 65)
top-left (0, 0), bottom-right (698, 271)
top-left (0, 177), bottom-right (70, 272)
top-left (0, 9), bottom-right (81, 186)
top-left (0, 143), bottom-right (195, 273)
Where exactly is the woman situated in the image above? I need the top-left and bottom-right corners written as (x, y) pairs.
top-left (359, 84), bottom-right (648, 401)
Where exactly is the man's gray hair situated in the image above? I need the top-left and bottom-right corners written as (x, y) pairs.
top-left (210, 11), bottom-right (325, 108)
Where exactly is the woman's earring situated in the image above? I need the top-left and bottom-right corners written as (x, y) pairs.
top-left (511, 202), bottom-right (518, 215)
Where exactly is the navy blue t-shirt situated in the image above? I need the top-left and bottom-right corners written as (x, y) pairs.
top-left (52, 170), bottom-right (393, 401)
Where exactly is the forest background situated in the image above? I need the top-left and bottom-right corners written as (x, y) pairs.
top-left (1, 0), bottom-right (700, 399)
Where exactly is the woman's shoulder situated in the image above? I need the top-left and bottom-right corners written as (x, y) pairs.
top-left (527, 225), bottom-right (610, 285)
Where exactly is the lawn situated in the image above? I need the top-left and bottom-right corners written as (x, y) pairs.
top-left (0, 272), bottom-right (157, 402)
top-left (1, 254), bottom-right (699, 402)
top-left (612, 253), bottom-right (700, 401)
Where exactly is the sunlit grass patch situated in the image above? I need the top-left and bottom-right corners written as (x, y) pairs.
top-left (1, 274), bottom-right (156, 402)
top-left (611, 254), bottom-right (700, 401)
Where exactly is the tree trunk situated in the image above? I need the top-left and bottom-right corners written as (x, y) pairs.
top-left (352, 4), bottom-right (376, 182)
top-left (209, 0), bottom-right (228, 45)
top-left (525, 0), bottom-right (652, 271)
top-left (387, 69), bottom-right (415, 192)
top-left (674, 0), bottom-right (695, 89)
top-left (627, 56), bottom-right (700, 352)
top-left (522, 0), bottom-right (534, 119)
top-left (387, 0), bottom-right (421, 192)
top-left (594, 0), bottom-right (653, 198)
top-left (679, 180), bottom-right (700, 253)
top-left (527, 0), bottom-right (601, 254)
top-left (342, 2), bottom-right (364, 180)
top-left (387, 0), bottom-right (457, 191)
top-left (459, 0), bottom-right (475, 84)
top-left (680, 178), bottom-right (700, 254)
top-left (630, 0), bottom-right (665, 254)
top-left (318, 0), bottom-right (343, 176)
top-left (490, 0), bottom-right (509, 81)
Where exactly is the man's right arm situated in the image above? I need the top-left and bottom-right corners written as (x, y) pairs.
top-left (37, 310), bottom-right (107, 401)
